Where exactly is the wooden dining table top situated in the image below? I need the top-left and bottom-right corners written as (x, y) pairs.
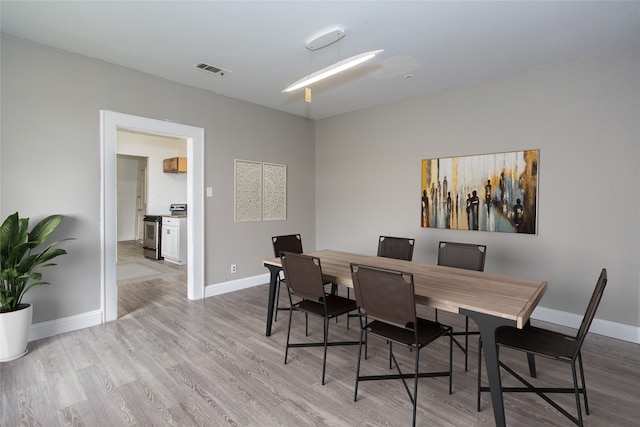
top-left (264, 249), bottom-right (547, 329)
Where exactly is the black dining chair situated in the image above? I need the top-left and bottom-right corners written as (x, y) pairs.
top-left (347, 235), bottom-right (416, 327)
top-left (272, 234), bottom-right (304, 321)
top-left (436, 241), bottom-right (486, 371)
top-left (350, 263), bottom-right (452, 427)
top-left (377, 235), bottom-right (415, 261)
top-left (272, 234), bottom-right (337, 322)
top-left (280, 252), bottom-right (359, 385)
top-left (477, 268), bottom-right (608, 427)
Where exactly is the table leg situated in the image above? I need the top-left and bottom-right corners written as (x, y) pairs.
top-left (264, 264), bottom-right (281, 336)
top-left (460, 309), bottom-right (515, 427)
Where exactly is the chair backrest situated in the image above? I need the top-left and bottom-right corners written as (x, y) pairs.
top-left (573, 268), bottom-right (608, 353)
top-left (272, 234), bottom-right (303, 257)
top-left (350, 264), bottom-right (416, 329)
top-left (280, 252), bottom-right (326, 302)
top-left (437, 241), bottom-right (486, 271)
top-left (377, 236), bottom-right (415, 261)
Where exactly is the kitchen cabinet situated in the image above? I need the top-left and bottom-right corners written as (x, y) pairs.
top-left (161, 217), bottom-right (187, 265)
top-left (163, 157), bottom-right (187, 173)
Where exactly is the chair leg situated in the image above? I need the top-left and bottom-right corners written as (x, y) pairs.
top-left (571, 361), bottom-right (584, 427)
top-left (464, 316), bottom-right (469, 372)
top-left (477, 338), bottom-right (482, 411)
top-left (347, 288), bottom-right (350, 329)
top-left (284, 305), bottom-right (294, 365)
top-left (527, 352), bottom-right (537, 378)
top-left (363, 314), bottom-right (369, 360)
top-left (354, 328), bottom-right (365, 401)
top-left (577, 351), bottom-right (589, 415)
top-left (448, 328), bottom-right (453, 394)
top-left (322, 316), bottom-right (329, 385)
top-left (345, 288), bottom-right (358, 330)
top-left (305, 313), bottom-right (309, 336)
top-left (389, 342), bottom-right (393, 369)
top-left (412, 343), bottom-right (420, 427)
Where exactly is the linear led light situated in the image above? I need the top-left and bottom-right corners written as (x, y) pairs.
top-left (282, 49), bottom-right (384, 93)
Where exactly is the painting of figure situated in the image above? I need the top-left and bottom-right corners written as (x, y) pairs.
top-left (421, 150), bottom-right (538, 234)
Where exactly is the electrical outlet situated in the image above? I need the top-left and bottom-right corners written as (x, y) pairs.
top-left (230, 264), bottom-right (237, 274)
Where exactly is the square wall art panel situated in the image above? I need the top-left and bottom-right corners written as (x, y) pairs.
top-left (234, 159), bottom-right (287, 222)
top-left (421, 150), bottom-right (538, 234)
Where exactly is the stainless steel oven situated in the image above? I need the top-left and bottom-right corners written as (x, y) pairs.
top-left (142, 215), bottom-right (163, 260)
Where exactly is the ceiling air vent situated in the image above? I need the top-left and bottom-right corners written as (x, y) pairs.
top-left (195, 62), bottom-right (231, 77)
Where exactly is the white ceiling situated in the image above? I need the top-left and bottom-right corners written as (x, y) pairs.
top-left (2, 1), bottom-right (639, 120)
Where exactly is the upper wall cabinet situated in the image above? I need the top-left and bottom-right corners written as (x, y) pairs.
top-left (163, 157), bottom-right (187, 173)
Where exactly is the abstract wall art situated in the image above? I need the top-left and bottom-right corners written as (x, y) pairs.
top-left (421, 150), bottom-right (538, 234)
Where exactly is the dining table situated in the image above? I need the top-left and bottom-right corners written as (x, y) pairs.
top-left (263, 249), bottom-right (547, 427)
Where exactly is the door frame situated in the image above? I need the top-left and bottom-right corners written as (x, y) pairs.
top-left (100, 110), bottom-right (205, 322)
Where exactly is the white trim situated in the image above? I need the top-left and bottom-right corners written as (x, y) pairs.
top-left (205, 273), bottom-right (270, 298)
top-left (532, 306), bottom-right (639, 344)
top-left (100, 110), bottom-right (205, 322)
top-left (28, 310), bottom-right (102, 342)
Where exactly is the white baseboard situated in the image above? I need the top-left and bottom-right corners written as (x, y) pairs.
top-left (532, 306), bottom-right (639, 344)
top-left (27, 275), bottom-right (639, 345)
top-left (29, 309), bottom-right (102, 342)
top-left (204, 273), bottom-right (270, 297)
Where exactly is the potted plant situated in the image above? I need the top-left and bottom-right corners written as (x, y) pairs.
top-left (0, 212), bottom-right (71, 362)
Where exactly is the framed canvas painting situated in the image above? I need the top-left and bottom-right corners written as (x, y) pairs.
top-left (421, 150), bottom-right (538, 234)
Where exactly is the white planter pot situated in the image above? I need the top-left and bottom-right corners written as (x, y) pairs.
top-left (0, 304), bottom-right (33, 362)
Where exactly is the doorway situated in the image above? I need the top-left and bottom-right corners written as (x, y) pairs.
top-left (101, 111), bottom-right (205, 323)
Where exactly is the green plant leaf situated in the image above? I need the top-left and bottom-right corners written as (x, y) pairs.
top-left (28, 215), bottom-right (64, 246)
top-left (0, 212), bottom-right (70, 310)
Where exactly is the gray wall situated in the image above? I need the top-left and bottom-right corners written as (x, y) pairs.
top-left (316, 46), bottom-right (640, 328)
top-left (0, 35), bottom-right (316, 323)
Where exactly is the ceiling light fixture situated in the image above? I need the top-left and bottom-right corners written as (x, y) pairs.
top-left (282, 49), bottom-right (384, 93)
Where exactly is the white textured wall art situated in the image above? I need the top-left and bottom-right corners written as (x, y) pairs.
top-left (234, 160), bottom-right (287, 222)
top-left (234, 160), bottom-right (262, 222)
top-left (262, 163), bottom-right (287, 221)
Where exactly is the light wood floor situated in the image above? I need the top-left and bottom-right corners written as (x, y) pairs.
top-left (1, 266), bottom-right (639, 426)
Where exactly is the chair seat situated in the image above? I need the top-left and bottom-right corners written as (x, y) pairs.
top-left (296, 295), bottom-right (357, 318)
top-left (367, 317), bottom-right (449, 348)
top-left (497, 325), bottom-right (578, 360)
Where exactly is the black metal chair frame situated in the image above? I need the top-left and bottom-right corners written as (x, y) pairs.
top-left (477, 268), bottom-right (608, 427)
top-left (281, 252), bottom-right (359, 385)
top-left (436, 240), bottom-right (486, 371)
top-left (350, 263), bottom-right (452, 427)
